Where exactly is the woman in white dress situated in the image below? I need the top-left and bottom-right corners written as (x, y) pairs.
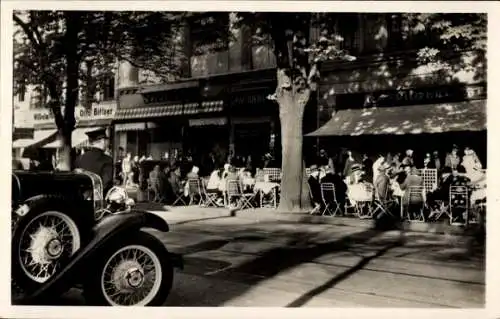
top-left (462, 147), bottom-right (484, 184)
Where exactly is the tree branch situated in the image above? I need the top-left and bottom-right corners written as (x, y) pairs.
top-left (13, 14), bottom-right (42, 50)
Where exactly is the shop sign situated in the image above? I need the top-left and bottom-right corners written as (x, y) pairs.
top-left (335, 83), bottom-right (487, 110)
top-left (32, 104), bottom-right (117, 125)
top-left (230, 92), bottom-right (271, 106)
top-left (189, 117), bottom-right (227, 127)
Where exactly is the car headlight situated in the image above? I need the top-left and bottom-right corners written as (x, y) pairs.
top-left (106, 186), bottom-right (127, 205)
top-left (75, 169), bottom-right (104, 212)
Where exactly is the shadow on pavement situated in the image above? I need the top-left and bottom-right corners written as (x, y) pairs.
top-left (285, 240), bottom-right (403, 307)
top-left (166, 228), bottom-right (390, 307)
top-left (174, 215), bottom-right (233, 225)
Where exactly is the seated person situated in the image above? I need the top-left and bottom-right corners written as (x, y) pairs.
top-left (399, 166), bottom-right (424, 217)
top-left (168, 166), bottom-right (185, 202)
top-left (186, 166), bottom-right (200, 180)
top-left (307, 165), bottom-right (322, 212)
top-left (374, 162), bottom-right (391, 201)
top-left (206, 168), bottom-right (224, 206)
top-left (320, 166), bottom-right (347, 210)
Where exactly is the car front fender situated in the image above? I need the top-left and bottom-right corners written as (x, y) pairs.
top-left (16, 212), bottom-right (170, 305)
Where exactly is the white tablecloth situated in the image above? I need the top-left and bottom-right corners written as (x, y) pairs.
top-left (347, 183), bottom-right (373, 202)
top-left (471, 188), bottom-right (486, 203)
top-left (254, 182), bottom-right (280, 195)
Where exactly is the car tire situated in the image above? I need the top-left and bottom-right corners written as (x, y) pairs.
top-left (83, 231), bottom-right (173, 306)
top-left (12, 195), bottom-right (85, 295)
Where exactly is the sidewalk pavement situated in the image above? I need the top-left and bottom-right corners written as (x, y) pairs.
top-left (135, 203), bottom-right (483, 237)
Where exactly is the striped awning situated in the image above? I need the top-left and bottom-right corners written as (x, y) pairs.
top-left (184, 100), bottom-right (224, 114)
top-left (115, 104), bottom-right (185, 120)
top-left (115, 101), bottom-right (225, 120)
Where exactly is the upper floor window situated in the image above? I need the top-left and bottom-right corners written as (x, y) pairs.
top-left (102, 76), bottom-right (115, 101)
top-left (16, 83), bottom-right (26, 102)
top-left (189, 13), bottom-right (230, 77)
top-left (29, 86), bottom-right (47, 109)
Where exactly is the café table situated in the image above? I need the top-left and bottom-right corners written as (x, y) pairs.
top-left (254, 181), bottom-right (280, 208)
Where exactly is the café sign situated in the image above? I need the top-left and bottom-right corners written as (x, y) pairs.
top-left (32, 104), bottom-right (117, 125)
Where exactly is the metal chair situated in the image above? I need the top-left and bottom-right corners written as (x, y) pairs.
top-left (372, 184), bottom-right (397, 218)
top-left (449, 185), bottom-right (469, 225)
top-left (187, 179), bottom-right (206, 206)
top-left (202, 182), bottom-right (221, 207)
top-left (320, 183), bottom-right (342, 216)
top-left (226, 179), bottom-right (254, 210)
top-left (308, 182), bottom-right (321, 215)
top-left (263, 168), bottom-right (281, 182)
top-left (355, 183), bottom-right (374, 219)
top-left (404, 186), bottom-right (426, 222)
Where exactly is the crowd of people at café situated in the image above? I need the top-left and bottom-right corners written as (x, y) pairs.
top-left (307, 144), bottom-right (486, 225)
top-left (114, 147), bottom-right (280, 207)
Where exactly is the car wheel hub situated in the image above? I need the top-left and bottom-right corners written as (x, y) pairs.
top-left (112, 260), bottom-right (144, 292)
top-left (29, 226), bottom-right (60, 264)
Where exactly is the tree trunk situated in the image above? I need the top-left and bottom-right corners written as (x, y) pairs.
top-left (277, 94), bottom-right (312, 213)
top-left (58, 12), bottom-right (81, 171)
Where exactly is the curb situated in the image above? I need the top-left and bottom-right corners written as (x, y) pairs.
top-left (135, 203), bottom-right (481, 237)
top-left (233, 210), bottom-right (481, 237)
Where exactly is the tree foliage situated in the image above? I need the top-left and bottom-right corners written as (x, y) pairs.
top-left (13, 10), bottom-right (187, 169)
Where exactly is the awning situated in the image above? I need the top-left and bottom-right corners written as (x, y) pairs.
top-left (12, 138), bottom-right (37, 148)
top-left (115, 104), bottom-right (185, 120)
top-left (184, 101), bottom-right (224, 114)
top-left (306, 100), bottom-right (486, 137)
top-left (115, 122), bottom-right (147, 131)
top-left (42, 127), bottom-right (102, 148)
top-left (12, 129), bottom-right (58, 149)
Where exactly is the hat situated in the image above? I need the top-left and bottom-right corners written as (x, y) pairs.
top-left (309, 164), bottom-right (318, 170)
top-left (86, 127), bottom-right (108, 143)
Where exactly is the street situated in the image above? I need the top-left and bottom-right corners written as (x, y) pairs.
top-left (57, 208), bottom-right (485, 308)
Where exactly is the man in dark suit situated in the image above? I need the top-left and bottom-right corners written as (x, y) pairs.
top-left (74, 128), bottom-right (114, 193)
top-left (320, 166), bottom-right (347, 212)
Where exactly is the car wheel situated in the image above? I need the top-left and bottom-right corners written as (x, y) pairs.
top-left (83, 231), bottom-right (173, 306)
top-left (12, 195), bottom-right (83, 294)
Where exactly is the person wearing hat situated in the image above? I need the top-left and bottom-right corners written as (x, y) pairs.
top-left (401, 149), bottom-right (414, 168)
top-left (445, 144), bottom-right (460, 170)
top-left (374, 162), bottom-right (391, 201)
top-left (74, 127), bottom-right (114, 193)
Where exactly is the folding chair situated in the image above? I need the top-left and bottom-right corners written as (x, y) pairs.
top-left (355, 183), bottom-right (374, 219)
top-left (308, 183), bottom-right (321, 215)
top-left (449, 185), bottom-right (469, 226)
top-left (202, 182), bottom-right (221, 207)
top-left (404, 186), bottom-right (426, 222)
top-left (263, 168), bottom-right (281, 182)
top-left (226, 179), bottom-right (254, 210)
top-left (172, 192), bottom-right (187, 206)
top-left (372, 184), bottom-right (397, 219)
top-left (187, 179), bottom-right (206, 206)
top-left (320, 183), bottom-right (342, 216)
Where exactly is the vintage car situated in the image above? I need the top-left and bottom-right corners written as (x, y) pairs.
top-left (12, 169), bottom-right (182, 306)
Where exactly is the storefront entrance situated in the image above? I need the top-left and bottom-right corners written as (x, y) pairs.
top-left (186, 118), bottom-right (229, 170)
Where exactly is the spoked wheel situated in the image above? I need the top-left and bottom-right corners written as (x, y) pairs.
top-left (84, 231), bottom-right (173, 306)
top-left (13, 208), bottom-right (82, 292)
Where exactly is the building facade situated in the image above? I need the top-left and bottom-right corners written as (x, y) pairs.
top-left (116, 12), bottom-right (486, 170)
